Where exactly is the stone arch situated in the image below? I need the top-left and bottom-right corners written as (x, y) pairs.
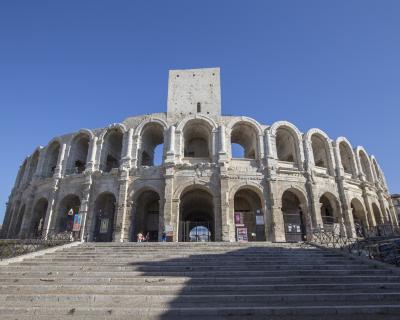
top-left (100, 127), bottom-right (124, 172)
top-left (43, 140), bottom-right (61, 178)
top-left (280, 187), bottom-right (308, 242)
top-left (130, 188), bottom-right (161, 242)
top-left (350, 198), bottom-right (367, 237)
top-left (270, 121), bottom-right (303, 167)
top-left (356, 147), bottom-right (373, 183)
top-left (14, 204), bottom-right (26, 238)
top-left (98, 123), bottom-right (126, 141)
top-left (306, 129), bottom-right (334, 174)
top-left (232, 185), bottom-right (266, 241)
top-left (134, 117), bottom-right (168, 137)
top-left (180, 117), bottom-right (215, 159)
top-left (370, 156), bottom-right (383, 183)
top-left (336, 137), bottom-right (357, 176)
top-left (229, 120), bottom-right (260, 159)
top-left (26, 149), bottom-right (40, 183)
top-left (15, 159), bottom-right (28, 188)
top-left (319, 192), bottom-right (341, 226)
top-left (66, 132), bottom-right (91, 174)
top-left (56, 194), bottom-right (81, 233)
top-left (30, 198), bottom-right (48, 238)
top-left (173, 180), bottom-right (212, 200)
top-left (371, 202), bottom-right (382, 225)
top-left (92, 192), bottom-right (117, 242)
top-left (138, 122), bottom-right (166, 166)
top-left (178, 186), bottom-right (215, 242)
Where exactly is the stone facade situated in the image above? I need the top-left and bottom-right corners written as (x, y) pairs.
top-left (1, 67), bottom-right (397, 242)
top-left (391, 194), bottom-right (400, 225)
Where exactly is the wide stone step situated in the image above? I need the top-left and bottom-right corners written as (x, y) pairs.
top-left (1, 264), bottom-right (379, 272)
top-left (1, 305), bottom-right (400, 320)
top-left (2, 275), bottom-right (400, 286)
top-left (0, 268), bottom-right (391, 278)
top-left (1, 292), bottom-right (400, 308)
top-left (2, 282), bottom-right (400, 295)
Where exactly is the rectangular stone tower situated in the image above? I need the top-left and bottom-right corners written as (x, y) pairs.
top-left (167, 67), bottom-right (221, 116)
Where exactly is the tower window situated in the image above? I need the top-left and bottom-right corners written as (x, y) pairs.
top-left (197, 102), bottom-right (201, 113)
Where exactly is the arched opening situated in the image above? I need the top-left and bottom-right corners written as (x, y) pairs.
top-left (311, 134), bottom-right (329, 169)
top-left (359, 151), bottom-right (373, 182)
top-left (372, 159), bottom-right (382, 182)
top-left (276, 127), bottom-right (298, 164)
top-left (93, 193), bottom-right (116, 242)
top-left (282, 190), bottom-right (306, 242)
top-left (179, 188), bottom-right (214, 242)
top-left (372, 203), bottom-right (382, 225)
top-left (43, 141), bottom-right (60, 178)
top-left (183, 120), bottom-right (211, 159)
top-left (319, 193), bottom-right (339, 228)
top-left (15, 160), bottom-right (27, 188)
top-left (57, 195), bottom-right (81, 234)
top-left (14, 204), bottom-right (25, 238)
top-left (30, 198), bottom-right (48, 238)
top-left (26, 151), bottom-right (39, 182)
top-left (66, 134), bottom-right (90, 175)
top-left (339, 142), bottom-right (355, 175)
top-left (101, 129), bottom-right (123, 172)
top-left (140, 123), bottom-right (164, 166)
top-left (131, 190), bottom-right (160, 242)
top-left (351, 198), bottom-right (367, 238)
top-left (233, 188), bottom-right (265, 241)
top-left (230, 123), bottom-right (257, 159)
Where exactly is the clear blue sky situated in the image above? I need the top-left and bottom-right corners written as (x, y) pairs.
top-left (1, 1), bottom-right (399, 223)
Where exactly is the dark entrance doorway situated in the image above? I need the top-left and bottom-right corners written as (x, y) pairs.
top-left (282, 190), bottom-right (306, 242)
top-left (179, 189), bottom-right (214, 242)
top-left (233, 189), bottom-right (266, 242)
top-left (131, 190), bottom-right (160, 242)
top-left (93, 193), bottom-right (116, 242)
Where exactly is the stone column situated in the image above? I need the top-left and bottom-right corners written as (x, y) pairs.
top-left (86, 136), bottom-right (98, 172)
top-left (361, 189), bottom-right (375, 227)
top-left (219, 173), bottom-right (231, 241)
top-left (166, 125), bottom-right (175, 163)
top-left (271, 205), bottom-right (286, 242)
top-left (56, 143), bottom-right (67, 178)
top-left (43, 179), bottom-right (60, 238)
top-left (19, 189), bottom-right (36, 238)
top-left (34, 147), bottom-right (46, 180)
top-left (163, 167), bottom-right (176, 241)
top-left (115, 170), bottom-right (131, 242)
top-left (79, 174), bottom-right (92, 241)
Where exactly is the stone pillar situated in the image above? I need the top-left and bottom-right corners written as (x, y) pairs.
top-left (271, 205), bottom-right (286, 242)
top-left (166, 125), bottom-right (175, 163)
top-left (56, 143), bottom-right (67, 178)
top-left (115, 170), bottom-right (131, 242)
top-left (219, 173), bottom-right (231, 241)
top-left (86, 136), bottom-right (98, 172)
top-left (79, 174), bottom-right (92, 241)
top-left (122, 128), bottom-right (133, 168)
top-left (34, 147), bottom-right (46, 179)
top-left (361, 190), bottom-right (375, 227)
top-left (43, 179), bottom-right (60, 238)
top-left (163, 167), bottom-right (176, 241)
top-left (19, 189), bottom-right (36, 238)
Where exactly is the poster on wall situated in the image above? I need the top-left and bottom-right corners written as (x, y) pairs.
top-left (234, 212), bottom-right (243, 225)
top-left (256, 215), bottom-right (264, 225)
top-left (165, 225), bottom-right (174, 237)
top-left (236, 227), bottom-right (248, 242)
top-left (99, 218), bottom-right (109, 234)
top-left (72, 213), bottom-right (82, 231)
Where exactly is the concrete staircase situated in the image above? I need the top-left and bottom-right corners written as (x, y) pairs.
top-left (1, 242), bottom-right (400, 319)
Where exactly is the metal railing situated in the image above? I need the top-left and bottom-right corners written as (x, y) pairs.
top-left (309, 224), bottom-right (400, 267)
top-left (0, 229), bottom-right (76, 260)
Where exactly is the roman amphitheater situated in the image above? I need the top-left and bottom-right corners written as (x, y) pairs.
top-left (1, 67), bottom-right (397, 243)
